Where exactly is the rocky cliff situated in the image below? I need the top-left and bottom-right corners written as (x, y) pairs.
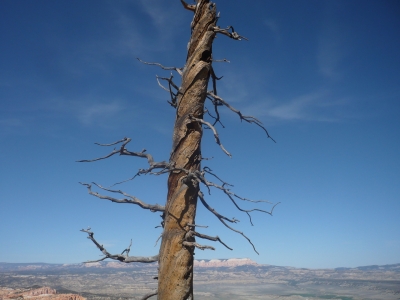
top-left (0, 286), bottom-right (86, 300)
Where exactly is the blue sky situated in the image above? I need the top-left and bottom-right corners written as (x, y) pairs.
top-left (1, 0), bottom-right (399, 269)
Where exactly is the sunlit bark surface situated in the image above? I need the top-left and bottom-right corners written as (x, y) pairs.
top-left (157, 1), bottom-right (217, 299)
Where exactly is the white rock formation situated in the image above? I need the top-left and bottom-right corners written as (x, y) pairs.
top-left (194, 258), bottom-right (258, 268)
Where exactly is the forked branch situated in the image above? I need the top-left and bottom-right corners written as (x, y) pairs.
top-left (77, 137), bottom-right (173, 184)
top-left (80, 228), bottom-right (159, 263)
top-left (77, 137), bottom-right (170, 169)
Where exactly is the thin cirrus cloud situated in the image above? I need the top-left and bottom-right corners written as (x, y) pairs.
top-left (244, 90), bottom-right (348, 123)
top-left (45, 96), bottom-right (127, 128)
top-left (316, 10), bottom-right (350, 80)
top-left (138, 0), bottom-right (181, 32)
top-left (76, 102), bottom-right (124, 126)
top-left (56, 1), bottom-right (184, 76)
top-left (112, 0), bottom-right (185, 55)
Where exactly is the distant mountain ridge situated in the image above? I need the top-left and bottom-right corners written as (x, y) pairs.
top-left (1, 259), bottom-right (399, 272)
top-left (2, 260), bottom-right (400, 297)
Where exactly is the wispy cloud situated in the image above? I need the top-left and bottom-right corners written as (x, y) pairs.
top-left (242, 90), bottom-right (349, 123)
top-left (42, 95), bottom-right (130, 129)
top-left (114, 1), bottom-right (185, 55)
top-left (270, 91), bottom-right (329, 121)
top-left (138, 0), bottom-right (179, 32)
top-left (208, 67), bottom-right (350, 123)
top-left (316, 3), bottom-right (350, 80)
top-left (76, 102), bottom-right (124, 126)
top-left (112, 10), bottom-right (148, 56)
top-left (217, 71), bottom-right (251, 104)
top-left (55, 1), bottom-right (186, 78)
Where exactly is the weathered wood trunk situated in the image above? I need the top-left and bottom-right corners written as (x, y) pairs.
top-left (157, 1), bottom-right (217, 299)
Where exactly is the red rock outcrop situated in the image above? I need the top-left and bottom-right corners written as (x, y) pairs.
top-left (23, 287), bottom-right (56, 296)
top-left (0, 287), bottom-right (85, 300)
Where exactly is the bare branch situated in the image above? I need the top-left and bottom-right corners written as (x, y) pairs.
top-left (212, 58), bottom-right (230, 63)
top-left (223, 192), bottom-right (280, 226)
top-left (77, 148), bottom-right (120, 163)
top-left (183, 241), bottom-right (215, 251)
top-left (111, 164), bottom-right (171, 187)
top-left (154, 234), bottom-right (162, 247)
top-left (191, 231), bottom-right (233, 251)
top-left (80, 228), bottom-right (159, 263)
top-left (156, 75), bottom-right (180, 92)
top-left (77, 137), bottom-right (174, 187)
top-left (180, 0), bottom-right (196, 11)
top-left (197, 191), bottom-right (260, 254)
top-left (189, 115), bottom-right (232, 157)
top-left (205, 106), bottom-right (225, 128)
top-left (207, 92), bottom-right (276, 143)
top-left (210, 66), bottom-right (222, 95)
top-left (200, 155), bottom-right (214, 161)
top-left (80, 182), bottom-right (165, 212)
top-left (197, 169), bottom-right (270, 205)
top-left (156, 75), bottom-right (181, 107)
top-left (121, 239), bottom-right (132, 256)
top-left (203, 166), bottom-right (233, 187)
top-left (198, 191), bottom-right (239, 224)
top-left (193, 169), bottom-right (278, 225)
top-left (78, 137), bottom-right (170, 167)
top-left (77, 137), bottom-right (130, 162)
top-left (94, 137), bottom-right (127, 147)
top-left (207, 66), bottom-right (227, 128)
top-left (155, 76), bottom-right (171, 92)
top-left (184, 225), bottom-right (232, 250)
top-left (213, 26), bottom-right (248, 41)
top-left (220, 217), bottom-right (259, 255)
top-left (140, 290), bottom-right (158, 300)
top-left (187, 223), bottom-right (208, 228)
top-left (137, 58), bottom-right (183, 76)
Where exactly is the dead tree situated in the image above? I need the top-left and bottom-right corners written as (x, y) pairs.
top-left (79, 1), bottom-right (278, 299)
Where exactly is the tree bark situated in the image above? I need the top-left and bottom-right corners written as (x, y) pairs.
top-left (157, 1), bottom-right (217, 299)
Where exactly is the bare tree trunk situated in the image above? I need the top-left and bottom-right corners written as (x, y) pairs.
top-left (157, 1), bottom-right (217, 299)
top-left (79, 2), bottom-right (277, 299)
